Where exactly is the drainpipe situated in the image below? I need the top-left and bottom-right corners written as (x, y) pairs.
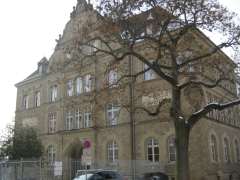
top-left (129, 55), bottom-right (136, 180)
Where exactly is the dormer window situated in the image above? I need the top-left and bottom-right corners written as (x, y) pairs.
top-left (146, 12), bottom-right (154, 35)
top-left (38, 57), bottom-right (48, 75)
top-left (147, 12), bottom-right (154, 21)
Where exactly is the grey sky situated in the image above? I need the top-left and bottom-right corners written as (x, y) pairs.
top-left (0, 0), bottom-right (239, 132)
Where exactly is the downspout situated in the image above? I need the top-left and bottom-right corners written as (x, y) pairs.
top-left (129, 55), bottom-right (136, 180)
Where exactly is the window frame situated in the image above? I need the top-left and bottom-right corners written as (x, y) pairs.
top-left (22, 95), bottom-right (29, 109)
top-left (75, 109), bottom-right (82, 129)
top-left (47, 145), bottom-right (56, 165)
top-left (167, 135), bottom-right (176, 163)
top-left (50, 85), bottom-right (58, 102)
top-left (107, 141), bottom-right (118, 163)
top-left (83, 112), bottom-right (92, 128)
top-left (84, 74), bottom-right (92, 93)
top-left (210, 134), bottom-right (218, 162)
top-left (108, 69), bottom-right (118, 87)
top-left (223, 136), bottom-right (231, 163)
top-left (65, 111), bottom-right (73, 131)
top-left (67, 79), bottom-right (74, 97)
top-left (146, 138), bottom-right (159, 163)
top-left (106, 103), bottom-right (120, 126)
top-left (48, 112), bottom-right (57, 133)
top-left (34, 91), bottom-right (41, 107)
top-left (76, 77), bottom-right (83, 95)
top-left (143, 62), bottom-right (156, 81)
top-left (234, 138), bottom-right (240, 163)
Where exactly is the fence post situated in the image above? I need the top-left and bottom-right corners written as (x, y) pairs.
top-left (39, 158), bottom-right (42, 180)
top-left (20, 158), bottom-right (23, 180)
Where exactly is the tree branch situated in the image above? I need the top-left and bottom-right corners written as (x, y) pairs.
top-left (135, 98), bottom-right (170, 116)
top-left (188, 99), bottom-right (240, 128)
top-left (179, 77), bottom-right (231, 89)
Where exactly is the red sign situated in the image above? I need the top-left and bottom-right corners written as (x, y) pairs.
top-left (83, 140), bottom-right (91, 149)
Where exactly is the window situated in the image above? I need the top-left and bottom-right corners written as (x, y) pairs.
top-left (146, 24), bottom-right (153, 35)
top-left (22, 95), bottom-right (29, 109)
top-left (107, 103), bottom-right (120, 126)
top-left (188, 62), bottom-right (195, 72)
top-left (76, 77), bottom-right (83, 95)
top-left (108, 69), bottom-right (118, 87)
top-left (67, 80), bottom-right (74, 96)
top-left (91, 39), bottom-right (101, 53)
top-left (223, 137), bottom-right (230, 162)
top-left (84, 74), bottom-right (92, 92)
top-left (34, 91), bottom-right (40, 107)
top-left (83, 112), bottom-right (92, 128)
top-left (48, 112), bottom-right (57, 133)
top-left (65, 111), bottom-right (73, 130)
top-left (144, 62), bottom-right (155, 81)
top-left (234, 139), bottom-right (240, 162)
top-left (75, 109), bottom-right (82, 129)
top-left (50, 85), bottom-right (57, 102)
top-left (168, 136), bottom-right (176, 162)
top-left (146, 138), bottom-right (159, 162)
top-left (47, 145), bottom-right (56, 165)
top-left (107, 141), bottom-right (118, 162)
top-left (210, 134), bottom-right (218, 162)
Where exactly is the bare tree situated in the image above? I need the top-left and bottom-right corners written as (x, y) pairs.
top-left (59, 0), bottom-right (240, 179)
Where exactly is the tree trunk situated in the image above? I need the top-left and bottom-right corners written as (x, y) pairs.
top-left (175, 123), bottom-right (190, 180)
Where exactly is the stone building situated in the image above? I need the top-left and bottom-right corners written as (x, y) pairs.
top-left (15, 0), bottom-right (240, 180)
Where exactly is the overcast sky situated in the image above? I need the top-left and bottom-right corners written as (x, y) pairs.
top-left (0, 0), bottom-right (239, 132)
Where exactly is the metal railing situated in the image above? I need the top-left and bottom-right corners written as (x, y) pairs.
top-left (0, 159), bottom-right (169, 180)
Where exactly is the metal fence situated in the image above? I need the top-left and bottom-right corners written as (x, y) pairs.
top-left (0, 159), bottom-right (169, 180)
top-left (0, 159), bottom-right (62, 180)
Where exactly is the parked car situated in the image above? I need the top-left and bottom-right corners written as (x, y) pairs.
top-left (73, 170), bottom-right (124, 180)
top-left (143, 172), bottom-right (169, 180)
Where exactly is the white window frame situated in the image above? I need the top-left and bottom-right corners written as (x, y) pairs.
top-left (47, 145), bottom-right (56, 165)
top-left (144, 62), bottom-right (155, 81)
top-left (147, 138), bottom-right (159, 162)
top-left (107, 103), bottom-right (120, 126)
top-left (84, 74), bottom-right (92, 92)
top-left (35, 91), bottom-right (40, 107)
top-left (107, 141), bottom-right (118, 163)
top-left (75, 109), bottom-right (82, 129)
top-left (108, 69), bottom-right (118, 87)
top-left (50, 85), bottom-right (57, 102)
top-left (76, 77), bottom-right (83, 95)
top-left (48, 112), bottom-right (57, 133)
top-left (146, 23), bottom-right (153, 35)
top-left (67, 80), bottom-right (74, 97)
top-left (83, 112), bottom-right (91, 128)
top-left (65, 111), bottom-right (73, 130)
top-left (168, 136), bottom-right (176, 162)
top-left (22, 95), bottom-right (29, 109)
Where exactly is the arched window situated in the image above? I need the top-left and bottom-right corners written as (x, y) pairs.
top-left (167, 136), bottom-right (176, 162)
top-left (146, 138), bottom-right (159, 162)
top-left (47, 145), bottom-right (56, 165)
top-left (234, 139), bottom-right (240, 162)
top-left (223, 137), bottom-right (230, 162)
top-left (107, 141), bottom-right (118, 162)
top-left (210, 134), bottom-right (218, 162)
